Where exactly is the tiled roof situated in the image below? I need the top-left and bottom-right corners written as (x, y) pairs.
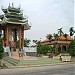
top-left (59, 35), bottom-right (66, 40)
top-left (41, 40), bottom-right (49, 43)
top-left (41, 41), bottom-right (71, 45)
top-left (59, 35), bottom-right (73, 41)
top-left (67, 36), bottom-right (73, 40)
top-left (41, 35), bottom-right (73, 45)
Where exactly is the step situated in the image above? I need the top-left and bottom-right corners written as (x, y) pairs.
top-left (3, 57), bottom-right (19, 66)
top-left (3, 60), bottom-right (15, 68)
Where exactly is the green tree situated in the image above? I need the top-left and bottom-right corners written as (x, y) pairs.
top-left (57, 27), bottom-right (64, 36)
top-left (53, 33), bottom-right (59, 40)
top-left (53, 33), bottom-right (60, 55)
top-left (37, 45), bottom-right (42, 55)
top-left (68, 40), bottom-right (75, 56)
top-left (49, 46), bottom-right (54, 53)
top-left (0, 38), bottom-right (4, 59)
top-left (42, 45), bottom-right (50, 55)
top-left (69, 27), bottom-right (75, 36)
top-left (63, 33), bottom-right (68, 41)
top-left (24, 38), bottom-right (31, 47)
top-left (46, 34), bottom-right (53, 42)
top-left (16, 38), bottom-right (31, 48)
top-left (33, 40), bottom-right (38, 44)
top-left (37, 45), bottom-right (50, 56)
top-left (54, 43), bottom-right (60, 56)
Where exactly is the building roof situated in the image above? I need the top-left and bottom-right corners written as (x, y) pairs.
top-left (59, 35), bottom-right (73, 41)
top-left (0, 4), bottom-right (31, 30)
top-left (41, 41), bottom-right (71, 45)
top-left (41, 35), bottom-right (73, 45)
top-left (59, 35), bottom-right (66, 40)
top-left (67, 36), bottom-right (73, 40)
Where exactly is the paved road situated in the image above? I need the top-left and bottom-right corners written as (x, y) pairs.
top-left (0, 64), bottom-right (75, 75)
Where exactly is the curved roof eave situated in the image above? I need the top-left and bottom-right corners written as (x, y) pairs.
top-left (6, 21), bottom-right (31, 30)
top-left (24, 24), bottom-right (31, 30)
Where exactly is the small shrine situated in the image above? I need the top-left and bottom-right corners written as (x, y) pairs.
top-left (0, 3), bottom-right (31, 51)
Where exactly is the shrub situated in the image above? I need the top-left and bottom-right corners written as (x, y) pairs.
top-left (37, 45), bottom-right (50, 55)
top-left (0, 38), bottom-right (4, 59)
top-left (68, 40), bottom-right (75, 56)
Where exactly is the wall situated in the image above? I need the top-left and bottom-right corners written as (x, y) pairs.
top-left (23, 47), bottom-right (37, 56)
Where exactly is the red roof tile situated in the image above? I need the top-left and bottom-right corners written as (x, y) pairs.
top-left (41, 35), bottom-right (72, 45)
top-left (59, 35), bottom-right (66, 40)
top-left (67, 36), bottom-right (73, 40)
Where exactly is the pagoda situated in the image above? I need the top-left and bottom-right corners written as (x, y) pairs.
top-left (0, 3), bottom-right (31, 51)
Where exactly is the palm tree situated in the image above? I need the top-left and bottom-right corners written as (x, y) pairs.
top-left (33, 40), bottom-right (41, 46)
top-left (46, 34), bottom-right (53, 42)
top-left (53, 33), bottom-right (59, 41)
top-left (33, 40), bottom-right (38, 44)
top-left (63, 33), bottom-right (68, 41)
top-left (24, 38), bottom-right (31, 47)
top-left (53, 33), bottom-right (60, 55)
top-left (57, 27), bottom-right (64, 36)
top-left (69, 27), bottom-right (75, 36)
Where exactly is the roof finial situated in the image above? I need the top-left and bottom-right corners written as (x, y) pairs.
top-left (1, 5), bottom-right (3, 9)
top-left (19, 4), bottom-right (21, 9)
top-left (12, 3), bottom-right (14, 7)
top-left (9, 3), bottom-right (10, 7)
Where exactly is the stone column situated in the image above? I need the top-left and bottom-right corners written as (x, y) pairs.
top-left (66, 45), bottom-right (68, 53)
top-left (5, 26), bottom-right (9, 47)
top-left (61, 45), bottom-right (62, 53)
top-left (9, 28), bottom-right (12, 41)
top-left (19, 27), bottom-right (21, 49)
top-left (21, 26), bottom-right (24, 47)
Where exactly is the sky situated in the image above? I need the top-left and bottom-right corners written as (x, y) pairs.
top-left (0, 0), bottom-right (74, 42)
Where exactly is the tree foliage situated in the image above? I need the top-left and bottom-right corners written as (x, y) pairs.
top-left (54, 43), bottom-right (60, 55)
top-left (57, 27), bottom-right (64, 36)
top-left (46, 34), bottom-right (53, 41)
top-left (69, 27), bottom-right (75, 36)
top-left (53, 33), bottom-right (59, 40)
top-left (63, 33), bottom-right (68, 41)
top-left (16, 38), bottom-right (31, 48)
top-left (24, 38), bottom-right (31, 47)
top-left (68, 40), bottom-right (75, 56)
top-left (0, 38), bottom-right (4, 59)
top-left (33, 40), bottom-right (38, 44)
top-left (37, 45), bottom-right (50, 55)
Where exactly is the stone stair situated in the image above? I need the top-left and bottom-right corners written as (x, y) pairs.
top-left (3, 57), bottom-right (20, 68)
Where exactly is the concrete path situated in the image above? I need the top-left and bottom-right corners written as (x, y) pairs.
top-left (3, 56), bottom-right (74, 69)
top-left (0, 64), bottom-right (75, 75)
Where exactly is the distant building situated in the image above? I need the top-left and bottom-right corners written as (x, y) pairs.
top-left (41, 35), bottom-right (73, 53)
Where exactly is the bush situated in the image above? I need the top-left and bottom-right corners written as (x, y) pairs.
top-left (37, 45), bottom-right (50, 55)
top-left (0, 38), bottom-right (4, 59)
top-left (68, 40), bottom-right (75, 56)
top-left (54, 44), bottom-right (60, 56)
